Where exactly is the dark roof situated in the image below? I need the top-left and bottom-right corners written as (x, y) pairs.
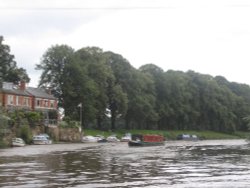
top-left (0, 88), bottom-right (31, 96)
top-left (26, 87), bottom-right (56, 100)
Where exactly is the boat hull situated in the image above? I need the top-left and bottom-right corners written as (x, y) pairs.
top-left (128, 140), bottom-right (164, 147)
top-left (32, 134), bottom-right (52, 145)
top-left (33, 140), bottom-right (52, 145)
top-left (12, 143), bottom-right (25, 147)
top-left (128, 134), bottom-right (165, 147)
top-left (12, 138), bottom-right (25, 147)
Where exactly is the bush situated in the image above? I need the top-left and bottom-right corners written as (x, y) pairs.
top-left (17, 124), bottom-right (33, 144)
top-left (25, 111), bottom-right (42, 126)
top-left (59, 120), bottom-right (80, 128)
top-left (0, 114), bottom-right (10, 127)
top-left (0, 140), bottom-right (8, 148)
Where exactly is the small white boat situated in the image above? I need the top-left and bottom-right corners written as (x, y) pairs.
top-left (33, 134), bottom-right (52, 145)
top-left (12, 138), bottom-right (25, 147)
top-left (82, 135), bottom-right (99, 143)
top-left (107, 135), bottom-right (120, 142)
top-left (82, 135), bottom-right (108, 143)
top-left (121, 133), bottom-right (132, 142)
top-left (176, 134), bottom-right (199, 141)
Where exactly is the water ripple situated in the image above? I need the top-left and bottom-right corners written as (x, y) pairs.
top-left (1, 140), bottom-right (250, 187)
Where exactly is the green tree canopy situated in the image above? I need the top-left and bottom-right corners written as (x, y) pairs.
top-left (0, 36), bottom-right (30, 84)
top-left (36, 44), bottom-right (250, 132)
top-left (36, 44), bottom-right (74, 106)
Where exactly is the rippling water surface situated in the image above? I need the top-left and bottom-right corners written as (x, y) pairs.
top-left (0, 140), bottom-right (250, 188)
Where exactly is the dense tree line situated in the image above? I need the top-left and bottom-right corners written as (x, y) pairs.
top-left (35, 44), bottom-right (250, 133)
top-left (1, 36), bottom-right (250, 133)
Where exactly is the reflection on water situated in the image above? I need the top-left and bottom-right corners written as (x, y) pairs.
top-left (1, 140), bottom-right (250, 187)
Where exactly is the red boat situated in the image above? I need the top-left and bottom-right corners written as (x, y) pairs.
top-left (128, 134), bottom-right (165, 147)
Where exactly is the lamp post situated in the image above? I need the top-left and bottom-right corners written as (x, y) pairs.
top-left (78, 103), bottom-right (82, 133)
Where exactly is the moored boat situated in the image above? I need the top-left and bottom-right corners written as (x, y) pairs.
top-left (32, 134), bottom-right (52, 145)
top-left (176, 134), bottom-right (199, 141)
top-left (12, 138), bottom-right (25, 147)
top-left (128, 134), bottom-right (165, 147)
top-left (82, 135), bottom-right (107, 143)
top-left (82, 135), bottom-right (99, 143)
top-left (107, 135), bottom-right (120, 142)
top-left (121, 133), bottom-right (132, 142)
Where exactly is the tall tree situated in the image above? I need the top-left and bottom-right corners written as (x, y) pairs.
top-left (74, 47), bottom-right (114, 129)
top-left (132, 72), bottom-right (158, 129)
top-left (0, 36), bottom-right (30, 84)
top-left (36, 45), bottom-right (74, 107)
top-left (104, 52), bottom-right (129, 130)
top-left (61, 55), bottom-right (99, 128)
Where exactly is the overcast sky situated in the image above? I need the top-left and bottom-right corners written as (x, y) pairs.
top-left (1, 0), bottom-right (250, 86)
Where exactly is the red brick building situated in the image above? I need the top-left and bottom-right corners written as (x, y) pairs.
top-left (0, 82), bottom-right (58, 125)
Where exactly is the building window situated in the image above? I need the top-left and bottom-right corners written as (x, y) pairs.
top-left (45, 100), bottom-right (49, 107)
top-left (7, 95), bottom-right (14, 105)
top-left (36, 99), bottom-right (41, 107)
top-left (16, 96), bottom-right (21, 105)
top-left (50, 100), bottom-right (54, 108)
top-left (24, 97), bottom-right (29, 106)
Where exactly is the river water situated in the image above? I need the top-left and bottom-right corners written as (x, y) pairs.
top-left (0, 140), bottom-right (250, 188)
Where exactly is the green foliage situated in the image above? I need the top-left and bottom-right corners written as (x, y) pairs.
top-left (60, 116), bottom-right (80, 128)
top-left (0, 36), bottom-right (30, 84)
top-left (37, 44), bottom-right (250, 133)
top-left (0, 140), bottom-right (8, 148)
top-left (59, 120), bottom-right (80, 129)
top-left (243, 116), bottom-right (250, 130)
top-left (36, 44), bottom-right (74, 107)
top-left (25, 111), bottom-right (42, 126)
top-left (17, 124), bottom-right (33, 144)
top-left (48, 110), bottom-right (58, 120)
top-left (0, 114), bottom-right (10, 128)
top-left (3, 34), bottom-right (250, 133)
top-left (0, 110), bottom-right (12, 147)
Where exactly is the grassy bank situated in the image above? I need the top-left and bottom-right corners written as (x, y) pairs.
top-left (83, 129), bottom-right (250, 140)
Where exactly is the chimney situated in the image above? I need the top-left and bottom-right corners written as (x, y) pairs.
top-left (46, 87), bottom-right (52, 95)
top-left (20, 81), bottom-right (26, 90)
top-left (46, 89), bottom-right (52, 95)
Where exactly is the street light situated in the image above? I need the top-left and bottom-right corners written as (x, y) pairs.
top-left (78, 103), bottom-right (82, 133)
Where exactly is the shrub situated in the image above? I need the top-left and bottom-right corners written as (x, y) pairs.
top-left (25, 111), bottom-right (42, 126)
top-left (17, 124), bottom-right (33, 144)
top-left (0, 139), bottom-right (8, 148)
top-left (59, 120), bottom-right (80, 128)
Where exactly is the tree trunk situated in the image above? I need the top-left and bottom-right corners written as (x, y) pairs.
top-left (125, 116), bottom-right (130, 130)
top-left (111, 110), bottom-right (116, 130)
top-left (97, 115), bottom-right (102, 129)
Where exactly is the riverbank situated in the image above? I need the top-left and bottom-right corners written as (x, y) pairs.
top-left (1, 129), bottom-right (249, 149)
top-left (84, 129), bottom-right (250, 140)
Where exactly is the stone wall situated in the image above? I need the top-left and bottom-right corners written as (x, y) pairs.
top-left (45, 126), bottom-right (81, 142)
top-left (1, 126), bottom-right (82, 146)
top-left (30, 125), bottom-right (81, 142)
top-left (58, 127), bottom-right (81, 142)
top-left (1, 131), bottom-right (15, 147)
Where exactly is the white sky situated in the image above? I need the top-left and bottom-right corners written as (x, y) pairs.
top-left (1, 0), bottom-right (250, 86)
